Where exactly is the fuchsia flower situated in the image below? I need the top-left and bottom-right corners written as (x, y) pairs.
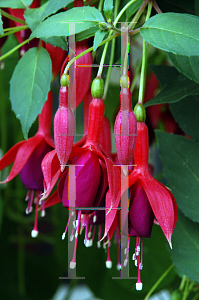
top-left (104, 120), bottom-right (178, 290)
top-left (0, 91), bottom-right (54, 236)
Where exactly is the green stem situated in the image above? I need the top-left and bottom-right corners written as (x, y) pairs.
top-left (64, 33), bottom-right (119, 75)
top-left (114, 0), bottom-right (139, 26)
top-left (1, 25), bottom-right (29, 38)
top-left (128, 0), bottom-right (150, 30)
top-left (0, 38), bottom-right (32, 61)
top-left (179, 275), bottom-right (187, 291)
top-left (1, 9), bottom-right (26, 25)
top-left (103, 0), bottom-right (120, 100)
top-left (138, 1), bottom-right (152, 104)
top-left (97, 32), bottom-right (111, 78)
top-left (144, 264), bottom-right (174, 300)
top-left (152, 0), bottom-right (162, 14)
top-left (183, 278), bottom-right (190, 300)
top-left (98, 0), bottom-right (104, 12)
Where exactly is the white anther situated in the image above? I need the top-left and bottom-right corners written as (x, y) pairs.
top-left (85, 239), bottom-right (92, 247)
top-left (93, 215), bottom-right (97, 223)
top-left (97, 241), bottom-right (101, 248)
top-left (124, 248), bottom-right (127, 254)
top-left (88, 232), bottom-right (92, 239)
top-left (106, 261), bottom-right (112, 269)
top-left (124, 259), bottom-right (128, 267)
top-left (136, 282), bottom-right (143, 291)
top-left (41, 210), bottom-right (45, 217)
top-left (135, 259), bottom-right (138, 267)
top-left (70, 235), bottom-right (74, 241)
top-left (70, 261), bottom-right (76, 269)
top-left (117, 263), bottom-right (121, 271)
top-left (132, 253), bottom-right (136, 260)
top-left (31, 229), bottom-right (38, 238)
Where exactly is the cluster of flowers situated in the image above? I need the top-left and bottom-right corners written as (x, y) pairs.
top-left (0, 0), bottom-right (178, 291)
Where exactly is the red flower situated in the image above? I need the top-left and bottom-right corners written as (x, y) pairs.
top-left (0, 91), bottom-right (54, 236)
top-left (104, 121), bottom-right (178, 290)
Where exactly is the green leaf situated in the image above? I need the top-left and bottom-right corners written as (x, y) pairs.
top-left (126, 0), bottom-right (143, 19)
top-left (0, 12), bottom-right (3, 35)
top-left (170, 96), bottom-right (199, 142)
top-left (10, 47), bottom-right (52, 139)
top-left (76, 25), bottom-right (98, 42)
top-left (156, 131), bottom-right (199, 223)
top-left (145, 72), bottom-right (199, 107)
top-left (103, 0), bottom-right (113, 21)
top-left (0, 0), bottom-right (33, 8)
top-left (24, 2), bottom-right (49, 31)
top-left (41, 36), bottom-right (68, 50)
top-left (167, 52), bottom-right (199, 84)
top-left (42, 0), bottom-right (73, 19)
top-left (31, 7), bottom-right (104, 39)
top-left (169, 210), bottom-right (199, 283)
top-left (93, 29), bottom-right (107, 51)
top-left (140, 13), bottom-right (199, 56)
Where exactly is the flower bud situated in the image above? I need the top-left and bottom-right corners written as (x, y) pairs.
top-left (61, 74), bottom-right (70, 87)
top-left (54, 86), bottom-right (75, 171)
top-left (114, 89), bottom-right (137, 172)
top-left (134, 103), bottom-right (146, 122)
top-left (91, 77), bottom-right (104, 99)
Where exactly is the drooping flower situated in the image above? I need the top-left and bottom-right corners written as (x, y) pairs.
top-left (0, 91), bottom-right (54, 236)
top-left (104, 114), bottom-right (178, 290)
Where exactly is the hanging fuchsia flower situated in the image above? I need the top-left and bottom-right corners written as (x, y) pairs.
top-left (0, 91), bottom-right (54, 237)
top-left (104, 105), bottom-right (178, 290)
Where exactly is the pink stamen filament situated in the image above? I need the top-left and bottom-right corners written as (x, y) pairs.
top-left (26, 190), bottom-right (34, 214)
top-left (62, 210), bottom-right (73, 240)
top-left (124, 236), bottom-right (130, 267)
top-left (31, 191), bottom-right (39, 238)
top-left (106, 237), bottom-right (112, 269)
top-left (70, 210), bottom-right (81, 269)
top-left (97, 224), bottom-right (102, 248)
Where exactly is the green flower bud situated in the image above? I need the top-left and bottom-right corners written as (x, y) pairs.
top-left (134, 103), bottom-right (146, 122)
top-left (120, 75), bottom-right (129, 89)
top-left (60, 74), bottom-right (69, 87)
top-left (91, 77), bottom-right (104, 99)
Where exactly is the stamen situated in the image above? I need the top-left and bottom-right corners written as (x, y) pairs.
top-left (31, 191), bottom-right (39, 238)
top-left (117, 242), bottom-right (121, 270)
top-left (25, 190), bottom-right (34, 214)
top-left (70, 210), bottom-right (81, 269)
top-left (62, 210), bottom-right (73, 240)
top-left (97, 224), bottom-right (102, 248)
top-left (106, 239), bottom-right (112, 269)
top-left (124, 236), bottom-right (130, 267)
top-left (135, 237), bottom-right (143, 291)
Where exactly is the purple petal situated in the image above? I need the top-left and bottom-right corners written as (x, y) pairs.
top-left (59, 150), bottom-right (101, 211)
top-left (19, 141), bottom-right (52, 191)
top-left (129, 181), bottom-right (154, 238)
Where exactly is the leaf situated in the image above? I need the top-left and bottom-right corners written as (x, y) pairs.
top-left (126, 0), bottom-right (143, 19)
top-left (10, 47), bottom-right (52, 139)
top-left (24, 2), bottom-right (49, 31)
top-left (0, 12), bottom-right (3, 35)
top-left (31, 7), bottom-right (104, 39)
top-left (156, 131), bottom-right (199, 223)
top-left (170, 96), bottom-right (199, 141)
top-left (42, 0), bottom-right (73, 20)
top-left (167, 52), bottom-right (199, 84)
top-left (76, 26), bottom-right (98, 42)
top-left (93, 29), bottom-right (107, 51)
top-left (140, 13), bottom-right (199, 56)
top-left (169, 210), bottom-right (199, 283)
top-left (41, 36), bottom-right (68, 51)
top-left (144, 73), bottom-right (199, 107)
top-left (0, 0), bottom-right (33, 8)
top-left (103, 0), bottom-right (113, 20)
